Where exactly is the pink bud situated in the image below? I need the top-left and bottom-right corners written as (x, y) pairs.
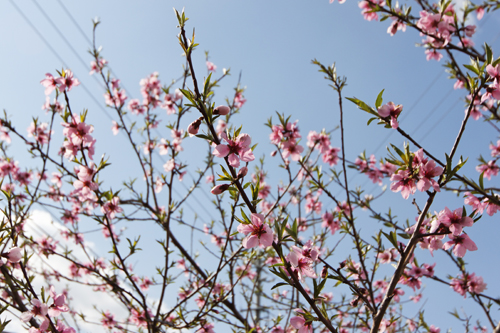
top-left (211, 183), bottom-right (230, 195)
top-left (321, 265), bottom-right (328, 278)
top-left (270, 150), bottom-right (277, 157)
top-left (213, 105), bottom-right (230, 116)
top-left (237, 167), bottom-right (248, 179)
top-left (6, 247), bottom-right (22, 263)
top-left (187, 118), bottom-right (202, 137)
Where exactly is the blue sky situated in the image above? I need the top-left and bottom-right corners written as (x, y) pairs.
top-left (1, 0), bottom-right (500, 331)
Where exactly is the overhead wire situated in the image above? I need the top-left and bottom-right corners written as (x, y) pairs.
top-left (339, 10), bottom-right (500, 204)
top-left (9, 0), bottom-right (215, 224)
top-left (51, 0), bottom-right (219, 221)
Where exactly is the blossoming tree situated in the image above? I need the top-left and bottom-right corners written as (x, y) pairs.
top-left (0, 1), bottom-right (499, 332)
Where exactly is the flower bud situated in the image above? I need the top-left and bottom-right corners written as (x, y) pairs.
top-left (187, 117), bottom-right (202, 137)
top-left (321, 265), bottom-right (328, 278)
top-left (237, 167), bottom-right (248, 179)
top-left (213, 105), bottom-right (230, 116)
top-left (5, 247), bottom-right (22, 263)
top-left (270, 150), bottom-right (277, 157)
top-left (211, 183), bottom-right (230, 195)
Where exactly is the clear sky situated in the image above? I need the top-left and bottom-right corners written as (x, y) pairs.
top-left (1, 0), bottom-right (499, 331)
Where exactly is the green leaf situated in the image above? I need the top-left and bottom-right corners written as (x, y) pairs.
top-left (485, 43), bottom-right (493, 64)
top-left (382, 231), bottom-right (398, 249)
top-left (464, 64), bottom-right (480, 76)
top-left (375, 89), bottom-right (385, 109)
top-left (346, 97), bottom-right (378, 116)
top-left (271, 282), bottom-right (289, 290)
top-left (367, 117), bottom-right (378, 126)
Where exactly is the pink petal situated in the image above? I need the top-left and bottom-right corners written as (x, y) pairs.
top-left (213, 144), bottom-right (229, 158)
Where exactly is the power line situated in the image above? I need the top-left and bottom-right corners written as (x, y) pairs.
top-left (9, 0), bottom-right (215, 224)
top-left (50, 0), bottom-right (218, 220)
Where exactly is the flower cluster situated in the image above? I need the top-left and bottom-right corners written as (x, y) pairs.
top-left (390, 149), bottom-right (443, 199)
top-left (355, 153), bottom-right (397, 185)
top-left (450, 273), bottom-right (487, 297)
top-left (60, 114), bottom-right (96, 161)
top-left (40, 70), bottom-right (80, 96)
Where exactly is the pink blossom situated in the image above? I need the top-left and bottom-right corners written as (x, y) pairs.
top-left (40, 73), bottom-right (59, 95)
top-left (237, 213), bottom-right (274, 248)
top-left (235, 263), bottom-right (256, 279)
top-left (36, 236), bottom-right (58, 257)
top-left (476, 7), bottom-right (484, 20)
top-left (429, 325), bottom-right (441, 333)
top-left (390, 169), bottom-right (416, 199)
top-left (281, 140), bottom-right (304, 161)
top-left (377, 101), bottom-right (403, 128)
top-left (454, 79), bottom-right (464, 90)
top-left (21, 299), bottom-right (49, 330)
top-left (425, 49), bottom-right (443, 61)
top-left (140, 72), bottom-right (162, 107)
top-left (290, 315), bottom-right (312, 333)
top-left (130, 308), bottom-right (151, 329)
top-left (485, 197), bottom-right (500, 216)
top-left (104, 88), bottom-right (127, 108)
top-left (56, 70), bottom-right (80, 92)
top-left (410, 294), bottom-right (422, 303)
top-left (458, 38), bottom-right (474, 48)
top-left (416, 159), bottom-right (443, 192)
top-left (101, 197), bottom-right (123, 220)
top-left (234, 92), bottom-right (246, 108)
top-left (490, 140), bottom-right (500, 158)
top-left (162, 93), bottom-right (177, 115)
top-left (487, 64), bottom-right (500, 82)
top-left (359, 0), bottom-right (382, 21)
top-left (321, 211), bottom-right (340, 235)
top-left (322, 146), bottom-right (340, 166)
top-left (432, 207), bottom-right (473, 236)
top-left (27, 122), bottom-right (53, 146)
top-left (48, 286), bottom-right (69, 317)
top-left (0, 126), bottom-right (11, 143)
top-left (213, 132), bottom-right (255, 168)
top-left (466, 272), bottom-right (487, 294)
top-left (443, 233), bottom-right (478, 257)
top-left (270, 326), bottom-right (285, 333)
top-left (140, 277), bottom-right (153, 291)
top-left (305, 193), bottom-right (322, 214)
top-left (307, 130), bottom-right (331, 153)
top-left (377, 248), bottom-right (398, 264)
top-left (206, 61), bottom-right (217, 72)
top-left (464, 25), bottom-right (476, 38)
top-left (216, 119), bottom-right (227, 136)
top-left (387, 15), bottom-right (406, 36)
top-left (101, 311), bottom-right (117, 330)
top-left (73, 163), bottom-right (99, 200)
top-left (197, 321), bottom-right (215, 333)
top-left (111, 120), bottom-right (119, 135)
top-left (463, 192), bottom-right (486, 214)
top-left (89, 58), bottom-right (107, 75)
top-left (287, 249), bottom-right (317, 280)
top-left (476, 160), bottom-right (499, 180)
top-left (54, 320), bottom-right (76, 333)
top-left (128, 99), bottom-right (146, 115)
top-left (450, 274), bottom-right (468, 298)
